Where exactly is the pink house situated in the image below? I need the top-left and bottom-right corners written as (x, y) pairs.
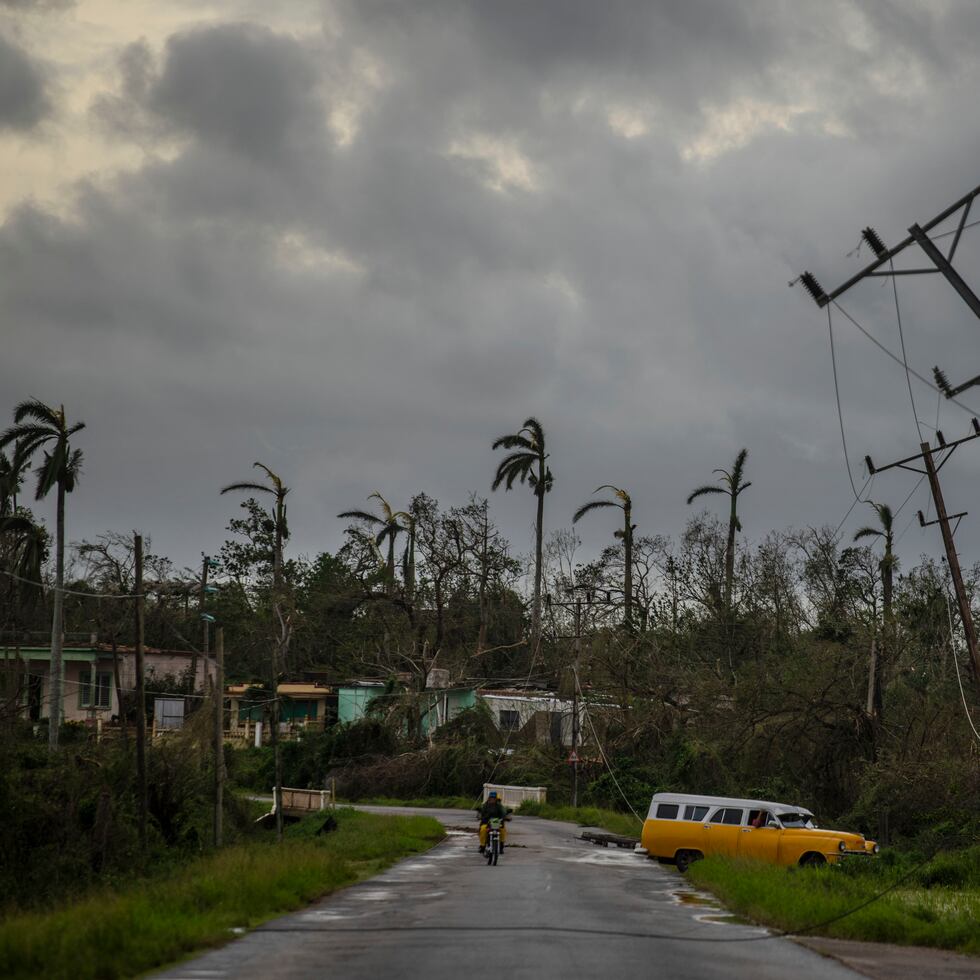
top-left (6, 644), bottom-right (217, 724)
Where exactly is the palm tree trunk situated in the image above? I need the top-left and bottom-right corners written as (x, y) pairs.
top-left (386, 536), bottom-right (395, 597)
top-left (865, 622), bottom-right (881, 761)
top-left (48, 480), bottom-right (65, 750)
top-left (877, 550), bottom-right (892, 724)
top-left (623, 503), bottom-right (633, 631)
top-left (724, 495), bottom-right (737, 617)
top-left (531, 463), bottom-right (545, 650)
top-left (406, 524), bottom-right (416, 599)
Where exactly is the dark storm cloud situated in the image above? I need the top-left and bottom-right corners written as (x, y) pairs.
top-left (3, 1), bottom-right (980, 570)
top-left (147, 23), bottom-right (323, 162)
top-left (0, 33), bottom-right (48, 130)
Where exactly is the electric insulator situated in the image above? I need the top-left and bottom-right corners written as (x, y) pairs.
top-left (861, 226), bottom-right (888, 257)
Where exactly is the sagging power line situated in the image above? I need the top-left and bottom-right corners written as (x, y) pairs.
top-left (800, 180), bottom-right (980, 702)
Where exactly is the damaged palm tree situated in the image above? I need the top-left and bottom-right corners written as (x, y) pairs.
top-left (573, 486), bottom-right (635, 631)
top-left (222, 463), bottom-right (291, 841)
top-left (0, 401), bottom-right (85, 750)
top-left (492, 418), bottom-right (552, 652)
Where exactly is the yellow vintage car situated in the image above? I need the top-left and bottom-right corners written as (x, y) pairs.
top-left (641, 793), bottom-right (879, 871)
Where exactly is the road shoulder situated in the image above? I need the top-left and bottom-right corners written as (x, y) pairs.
top-left (795, 936), bottom-right (980, 980)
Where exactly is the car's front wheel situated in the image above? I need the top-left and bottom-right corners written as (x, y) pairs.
top-left (799, 852), bottom-right (827, 868)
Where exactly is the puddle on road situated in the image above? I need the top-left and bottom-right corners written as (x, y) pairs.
top-left (353, 890), bottom-right (394, 901)
top-left (697, 913), bottom-right (755, 927)
top-left (672, 891), bottom-right (721, 909)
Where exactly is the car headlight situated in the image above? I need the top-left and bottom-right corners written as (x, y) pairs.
top-left (839, 840), bottom-right (847, 852)
top-left (873, 844), bottom-right (880, 855)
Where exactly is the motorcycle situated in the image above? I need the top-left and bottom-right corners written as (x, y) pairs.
top-left (484, 817), bottom-right (504, 866)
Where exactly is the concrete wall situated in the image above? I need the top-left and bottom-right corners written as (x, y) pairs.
top-left (338, 685), bottom-right (385, 724)
top-left (479, 693), bottom-right (586, 747)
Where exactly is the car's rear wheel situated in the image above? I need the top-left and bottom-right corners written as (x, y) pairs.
top-left (675, 850), bottom-right (702, 872)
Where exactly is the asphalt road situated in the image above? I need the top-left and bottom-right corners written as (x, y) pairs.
top-left (155, 806), bottom-right (860, 980)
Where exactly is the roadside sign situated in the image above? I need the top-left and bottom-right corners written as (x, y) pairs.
top-left (567, 750), bottom-right (579, 764)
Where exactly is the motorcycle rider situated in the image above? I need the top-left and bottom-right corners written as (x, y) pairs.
top-left (477, 790), bottom-right (508, 853)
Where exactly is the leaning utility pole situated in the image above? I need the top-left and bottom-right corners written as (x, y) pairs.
top-left (134, 532), bottom-right (147, 852)
top-left (864, 428), bottom-right (980, 700)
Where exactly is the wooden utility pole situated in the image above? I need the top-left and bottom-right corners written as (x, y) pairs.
top-left (213, 626), bottom-right (225, 848)
top-left (571, 597), bottom-right (581, 808)
top-left (865, 427), bottom-right (980, 699)
top-left (191, 555), bottom-right (210, 689)
top-left (921, 443), bottom-right (980, 695)
top-left (134, 532), bottom-right (147, 851)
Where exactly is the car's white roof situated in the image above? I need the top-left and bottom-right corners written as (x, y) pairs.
top-left (650, 792), bottom-right (813, 815)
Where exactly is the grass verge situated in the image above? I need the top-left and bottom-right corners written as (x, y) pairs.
top-left (351, 795), bottom-right (477, 810)
top-left (687, 848), bottom-right (980, 955)
top-left (516, 801), bottom-right (642, 838)
top-left (0, 809), bottom-right (443, 980)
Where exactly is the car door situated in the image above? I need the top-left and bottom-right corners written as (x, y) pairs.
top-left (738, 810), bottom-right (780, 863)
top-left (704, 807), bottom-right (742, 856)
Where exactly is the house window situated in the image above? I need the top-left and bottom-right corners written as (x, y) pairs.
top-left (79, 671), bottom-right (112, 710)
top-left (499, 709), bottom-right (520, 731)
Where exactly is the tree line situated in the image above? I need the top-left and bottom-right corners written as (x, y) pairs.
top-left (1, 400), bottom-right (978, 843)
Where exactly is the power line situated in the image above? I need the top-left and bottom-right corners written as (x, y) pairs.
top-left (831, 475), bottom-right (874, 541)
top-left (889, 260), bottom-right (924, 443)
top-left (826, 306), bottom-right (872, 503)
top-left (831, 301), bottom-right (980, 417)
top-left (945, 593), bottom-right (980, 743)
top-left (473, 635), bottom-right (544, 805)
top-left (574, 665), bottom-right (643, 822)
top-left (0, 567), bottom-right (143, 599)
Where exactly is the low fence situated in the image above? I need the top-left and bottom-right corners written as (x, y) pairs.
top-left (280, 786), bottom-right (334, 816)
top-left (482, 783), bottom-right (547, 807)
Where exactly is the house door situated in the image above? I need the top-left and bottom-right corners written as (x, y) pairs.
top-left (28, 672), bottom-right (42, 721)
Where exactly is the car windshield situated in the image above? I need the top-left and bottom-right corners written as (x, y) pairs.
top-left (777, 812), bottom-right (814, 828)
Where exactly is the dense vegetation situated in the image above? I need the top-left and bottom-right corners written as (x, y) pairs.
top-left (1, 403), bottom-right (979, 919)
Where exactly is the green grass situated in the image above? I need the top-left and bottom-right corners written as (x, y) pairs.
top-left (351, 795), bottom-right (478, 810)
top-left (516, 801), bottom-right (642, 838)
top-left (0, 809), bottom-right (443, 980)
top-left (687, 848), bottom-right (980, 955)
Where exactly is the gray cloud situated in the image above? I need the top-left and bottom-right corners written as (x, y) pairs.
top-left (0, 33), bottom-right (48, 130)
top-left (3, 1), bottom-right (980, 572)
top-left (149, 23), bottom-right (325, 162)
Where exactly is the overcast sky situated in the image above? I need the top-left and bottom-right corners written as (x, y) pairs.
top-left (4, 0), bottom-right (980, 578)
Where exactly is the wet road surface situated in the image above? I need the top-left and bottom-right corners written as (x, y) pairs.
top-left (155, 806), bottom-right (861, 980)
